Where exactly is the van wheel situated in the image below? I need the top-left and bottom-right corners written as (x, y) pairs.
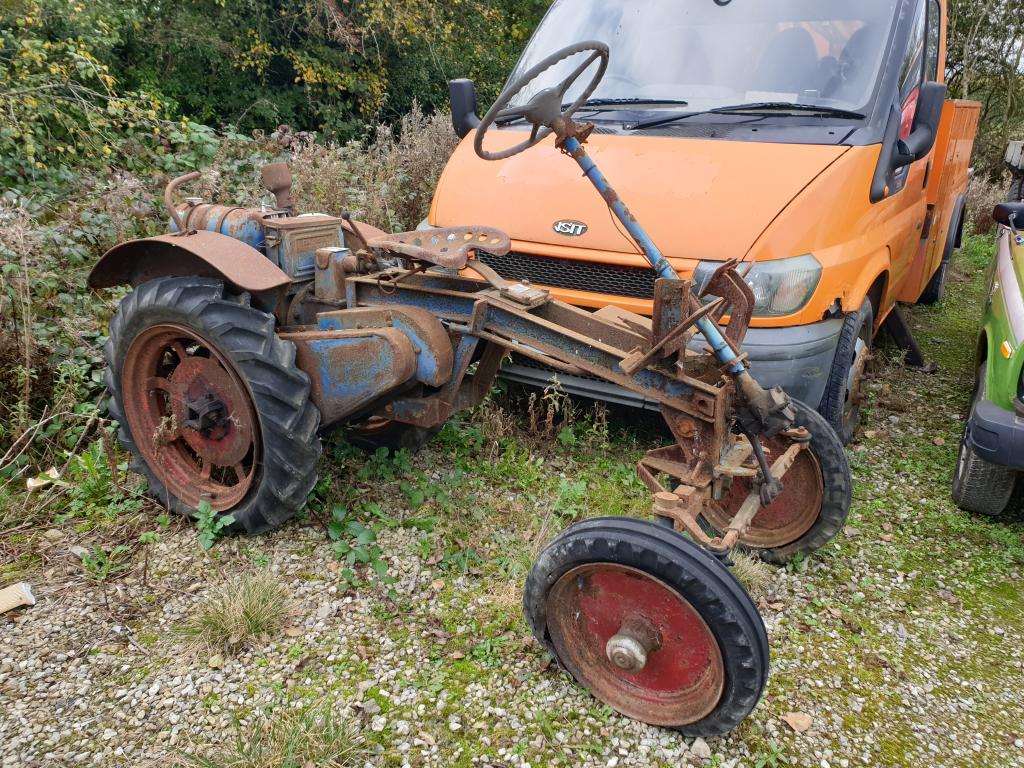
top-left (918, 204), bottom-right (963, 305)
top-left (819, 300), bottom-right (873, 445)
top-left (952, 365), bottom-right (1018, 516)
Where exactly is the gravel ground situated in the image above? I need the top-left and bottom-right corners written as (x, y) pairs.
top-left (2, 250), bottom-right (1024, 768)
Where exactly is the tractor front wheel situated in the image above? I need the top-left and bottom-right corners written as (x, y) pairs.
top-left (525, 518), bottom-right (768, 737)
top-left (106, 277), bottom-right (321, 533)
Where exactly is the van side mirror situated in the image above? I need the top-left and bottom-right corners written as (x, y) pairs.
top-left (450, 79), bottom-right (481, 139)
top-left (993, 202), bottom-right (1024, 228)
top-left (892, 82), bottom-right (946, 170)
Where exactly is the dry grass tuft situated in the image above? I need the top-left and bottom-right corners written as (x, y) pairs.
top-left (290, 103), bottom-right (458, 232)
top-left (730, 552), bottom-right (774, 599)
top-left (183, 570), bottom-right (293, 652)
top-left (966, 174), bottom-right (1009, 236)
top-left (180, 703), bottom-right (365, 768)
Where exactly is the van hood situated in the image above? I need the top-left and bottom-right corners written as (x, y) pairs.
top-left (432, 131), bottom-right (849, 262)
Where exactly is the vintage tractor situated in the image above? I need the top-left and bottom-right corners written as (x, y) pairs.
top-left (88, 43), bottom-right (851, 736)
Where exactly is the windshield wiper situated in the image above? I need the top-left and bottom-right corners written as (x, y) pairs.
top-left (629, 102), bottom-right (864, 131)
top-left (498, 98), bottom-right (689, 126)
top-left (709, 102), bottom-right (866, 119)
top-left (572, 98), bottom-right (690, 109)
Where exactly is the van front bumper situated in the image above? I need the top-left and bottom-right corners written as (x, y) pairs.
top-left (499, 318), bottom-right (845, 411)
top-left (966, 398), bottom-right (1024, 470)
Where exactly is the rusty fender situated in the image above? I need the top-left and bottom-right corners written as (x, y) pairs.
top-left (88, 231), bottom-right (291, 311)
top-left (278, 327), bottom-right (417, 428)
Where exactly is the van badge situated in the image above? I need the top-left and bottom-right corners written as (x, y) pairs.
top-left (553, 220), bottom-right (588, 237)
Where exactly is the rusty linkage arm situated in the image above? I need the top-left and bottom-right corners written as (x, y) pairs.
top-left (165, 172), bottom-right (201, 236)
top-left (643, 428), bottom-right (810, 553)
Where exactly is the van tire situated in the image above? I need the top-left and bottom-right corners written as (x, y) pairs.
top-left (819, 300), bottom-right (873, 445)
top-left (918, 202), bottom-right (964, 305)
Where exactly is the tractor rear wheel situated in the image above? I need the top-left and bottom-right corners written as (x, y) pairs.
top-left (700, 399), bottom-right (851, 564)
top-left (106, 277), bottom-right (321, 534)
top-left (525, 517), bottom-right (768, 737)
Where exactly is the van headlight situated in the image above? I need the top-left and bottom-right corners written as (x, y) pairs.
top-left (693, 254), bottom-right (822, 317)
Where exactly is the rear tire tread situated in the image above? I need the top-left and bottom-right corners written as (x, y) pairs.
top-left (106, 277), bottom-right (322, 534)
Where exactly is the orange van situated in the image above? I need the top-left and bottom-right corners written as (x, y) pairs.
top-left (430, 0), bottom-right (980, 442)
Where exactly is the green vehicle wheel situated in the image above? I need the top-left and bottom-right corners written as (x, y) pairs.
top-left (952, 365), bottom-right (1019, 516)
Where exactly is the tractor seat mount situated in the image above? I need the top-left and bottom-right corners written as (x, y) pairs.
top-left (369, 226), bottom-right (511, 270)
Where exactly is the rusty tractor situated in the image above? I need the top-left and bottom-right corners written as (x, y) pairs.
top-left (89, 43), bottom-right (851, 735)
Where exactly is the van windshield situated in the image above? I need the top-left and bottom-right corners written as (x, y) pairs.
top-left (507, 0), bottom-right (901, 117)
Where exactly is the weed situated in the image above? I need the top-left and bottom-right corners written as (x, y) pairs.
top-left (80, 544), bottom-right (132, 582)
top-left (57, 439), bottom-right (143, 525)
top-left (327, 504), bottom-right (394, 595)
top-left (182, 570), bottom-right (292, 652)
top-left (180, 702), bottom-right (366, 768)
top-left (554, 478), bottom-right (589, 521)
top-left (195, 500), bottom-right (235, 550)
top-left (753, 741), bottom-right (787, 768)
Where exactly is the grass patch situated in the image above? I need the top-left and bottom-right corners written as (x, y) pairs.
top-left (180, 703), bottom-right (366, 768)
top-left (182, 570), bottom-right (294, 653)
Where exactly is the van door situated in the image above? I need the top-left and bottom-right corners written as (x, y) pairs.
top-left (886, 0), bottom-right (932, 300)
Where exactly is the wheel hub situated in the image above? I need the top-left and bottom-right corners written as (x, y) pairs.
top-left (121, 323), bottom-right (260, 511)
top-left (168, 356), bottom-right (255, 467)
top-left (605, 615), bottom-right (661, 672)
top-left (546, 564), bottom-right (725, 727)
top-left (703, 433), bottom-right (824, 550)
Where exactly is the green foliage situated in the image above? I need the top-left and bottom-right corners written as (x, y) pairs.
top-left (2, 0), bottom-right (549, 183)
top-left (326, 504), bottom-right (394, 594)
top-left (753, 741), bottom-right (787, 768)
top-left (947, 0), bottom-right (1024, 178)
top-left (58, 438), bottom-right (144, 524)
top-left (79, 543), bottom-right (131, 581)
top-left (0, 0), bottom-right (161, 187)
top-left (195, 500), bottom-right (235, 550)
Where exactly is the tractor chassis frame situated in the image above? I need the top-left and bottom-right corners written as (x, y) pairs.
top-left (284, 267), bottom-right (805, 555)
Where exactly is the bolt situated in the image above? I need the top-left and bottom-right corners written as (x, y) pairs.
top-left (606, 634), bottom-right (648, 672)
top-left (605, 615), bottom-right (661, 673)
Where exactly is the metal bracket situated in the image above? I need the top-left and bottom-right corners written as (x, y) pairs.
top-left (883, 304), bottom-right (938, 373)
top-left (700, 259), bottom-right (755, 348)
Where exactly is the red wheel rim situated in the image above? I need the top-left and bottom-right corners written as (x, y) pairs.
top-left (703, 435), bottom-right (824, 549)
top-left (121, 324), bottom-right (260, 511)
top-left (546, 564), bottom-right (725, 727)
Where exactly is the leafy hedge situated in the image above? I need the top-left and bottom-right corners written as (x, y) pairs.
top-left (1, 0), bottom-right (548, 193)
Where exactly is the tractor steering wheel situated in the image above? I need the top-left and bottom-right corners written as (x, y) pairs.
top-left (475, 41), bottom-right (610, 162)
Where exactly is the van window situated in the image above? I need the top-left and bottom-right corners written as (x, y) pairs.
top-left (898, 0), bottom-right (927, 99)
top-left (506, 0), bottom-right (902, 116)
top-left (925, 0), bottom-right (941, 81)
top-left (897, 0), bottom-right (927, 137)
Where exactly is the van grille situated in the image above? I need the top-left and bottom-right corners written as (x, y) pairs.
top-left (476, 251), bottom-right (657, 299)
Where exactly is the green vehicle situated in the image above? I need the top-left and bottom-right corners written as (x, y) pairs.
top-left (953, 194), bottom-right (1024, 515)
